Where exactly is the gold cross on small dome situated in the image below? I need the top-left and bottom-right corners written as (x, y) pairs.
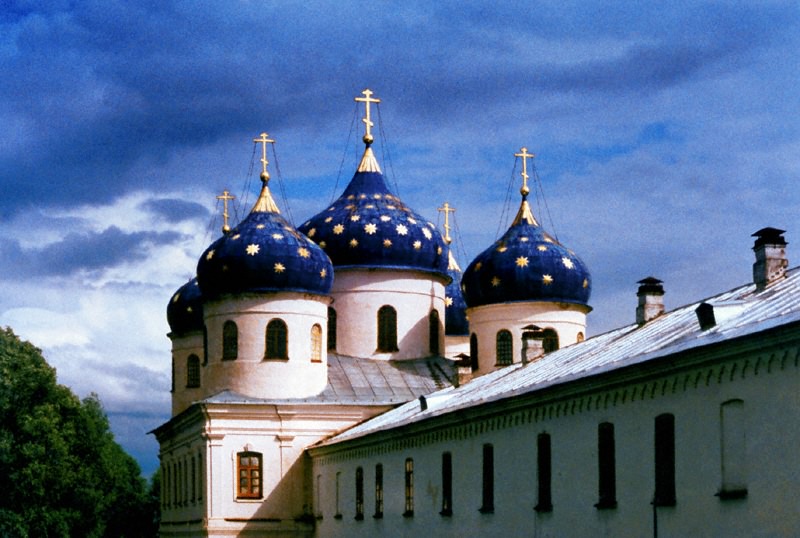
top-left (514, 147), bottom-right (535, 197)
top-left (355, 89), bottom-right (381, 145)
top-left (438, 202), bottom-right (456, 245)
top-left (216, 190), bottom-right (235, 233)
top-left (253, 132), bottom-right (275, 181)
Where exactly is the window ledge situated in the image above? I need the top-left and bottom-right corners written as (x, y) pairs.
top-left (402, 511), bottom-right (414, 518)
top-left (716, 488), bottom-right (747, 500)
top-left (333, 514), bottom-right (343, 520)
top-left (263, 356), bottom-right (289, 361)
top-left (534, 503), bottom-right (553, 513)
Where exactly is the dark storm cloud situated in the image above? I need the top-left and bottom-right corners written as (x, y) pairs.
top-left (140, 198), bottom-right (210, 223)
top-left (0, 226), bottom-right (184, 278)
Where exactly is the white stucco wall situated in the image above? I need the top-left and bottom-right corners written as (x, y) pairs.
top-left (170, 331), bottom-right (205, 416)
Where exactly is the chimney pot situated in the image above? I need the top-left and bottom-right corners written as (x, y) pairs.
top-left (521, 325), bottom-right (545, 364)
top-left (636, 277), bottom-right (665, 325)
top-left (453, 353), bottom-right (472, 387)
top-left (752, 228), bottom-right (788, 290)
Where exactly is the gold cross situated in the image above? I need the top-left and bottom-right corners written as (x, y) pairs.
top-left (253, 132), bottom-right (275, 181)
top-left (355, 88), bottom-right (381, 145)
top-left (216, 190), bottom-right (235, 233)
top-left (438, 202), bottom-right (456, 244)
top-left (514, 147), bottom-right (535, 196)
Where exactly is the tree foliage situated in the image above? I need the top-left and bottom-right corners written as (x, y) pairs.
top-left (0, 327), bottom-right (158, 537)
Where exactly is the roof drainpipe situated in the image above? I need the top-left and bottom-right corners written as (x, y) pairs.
top-left (752, 227), bottom-right (788, 291)
top-left (521, 324), bottom-right (545, 364)
top-left (636, 277), bottom-right (665, 325)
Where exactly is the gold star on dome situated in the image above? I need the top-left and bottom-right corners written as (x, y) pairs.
top-left (497, 246), bottom-right (508, 253)
top-left (298, 247), bottom-right (310, 258)
top-left (475, 261), bottom-right (482, 271)
top-left (274, 263), bottom-right (285, 273)
top-left (445, 296), bottom-right (453, 307)
top-left (232, 234), bottom-right (241, 240)
top-left (383, 239), bottom-right (392, 248)
top-left (422, 228), bottom-right (432, 239)
top-left (364, 223), bottom-right (377, 235)
top-left (320, 268), bottom-right (327, 278)
top-left (328, 206), bottom-right (336, 212)
top-left (461, 283), bottom-right (467, 292)
top-left (172, 293), bottom-right (180, 303)
top-left (359, 194), bottom-right (367, 199)
top-left (319, 241), bottom-right (327, 248)
top-left (380, 215), bottom-right (391, 222)
top-left (256, 224), bottom-right (265, 230)
top-left (347, 194), bottom-right (355, 200)
top-left (520, 237), bottom-right (529, 242)
top-left (325, 216), bottom-right (333, 223)
top-left (308, 228), bottom-right (316, 237)
top-left (413, 240), bottom-right (422, 250)
top-left (516, 256), bottom-right (529, 268)
top-left (373, 193), bottom-right (382, 199)
top-left (272, 233), bottom-right (283, 240)
top-left (350, 215), bottom-right (361, 222)
top-left (537, 245), bottom-right (548, 251)
top-left (349, 238), bottom-right (359, 247)
top-left (408, 217), bottom-right (417, 224)
top-left (345, 204), bottom-right (355, 210)
top-left (396, 224), bottom-right (408, 235)
top-left (543, 274), bottom-right (553, 285)
top-left (583, 278), bottom-right (589, 288)
top-left (562, 257), bottom-right (574, 269)
top-left (365, 204), bottom-right (375, 209)
top-left (246, 244), bottom-right (260, 256)
top-left (437, 246), bottom-right (443, 255)
top-left (544, 236), bottom-right (554, 243)
top-left (333, 224), bottom-right (345, 235)
top-left (206, 250), bottom-right (215, 261)
top-left (186, 306), bottom-right (193, 313)
top-left (386, 205), bottom-right (396, 210)
top-left (491, 276), bottom-right (501, 287)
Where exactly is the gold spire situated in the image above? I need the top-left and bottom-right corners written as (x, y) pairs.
top-left (438, 202), bottom-right (455, 245)
top-left (216, 190), bottom-right (235, 233)
top-left (355, 88), bottom-right (381, 145)
top-left (251, 132), bottom-right (280, 213)
top-left (512, 147), bottom-right (538, 226)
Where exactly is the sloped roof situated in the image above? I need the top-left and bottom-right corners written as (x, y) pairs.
top-left (318, 267), bottom-right (800, 447)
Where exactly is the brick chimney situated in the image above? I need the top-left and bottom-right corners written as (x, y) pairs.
top-left (636, 277), bottom-right (665, 325)
top-left (521, 325), bottom-right (545, 364)
top-left (752, 227), bottom-right (788, 291)
top-left (453, 353), bottom-right (472, 387)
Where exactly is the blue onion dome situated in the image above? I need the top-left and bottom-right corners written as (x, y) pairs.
top-left (445, 250), bottom-right (469, 336)
top-left (461, 149), bottom-right (591, 308)
top-left (297, 144), bottom-right (448, 278)
top-left (167, 278), bottom-right (204, 335)
top-left (197, 136), bottom-right (334, 299)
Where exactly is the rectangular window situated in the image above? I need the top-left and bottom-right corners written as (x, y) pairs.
top-left (596, 422), bottom-right (617, 509)
top-left (441, 452), bottom-right (453, 516)
top-left (403, 458), bottom-right (414, 517)
top-left (535, 433), bottom-right (553, 512)
top-left (654, 414), bottom-right (676, 506)
top-left (355, 467), bottom-right (364, 520)
top-left (718, 399), bottom-right (747, 499)
top-left (334, 472), bottom-right (342, 519)
top-left (237, 452), bottom-right (262, 499)
top-left (480, 444), bottom-right (494, 513)
top-left (374, 464), bottom-right (384, 518)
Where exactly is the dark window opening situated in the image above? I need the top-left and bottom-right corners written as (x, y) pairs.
top-left (654, 413), bottom-right (676, 507)
top-left (441, 452), bottom-right (453, 516)
top-left (355, 467), bottom-right (364, 520)
top-left (542, 328), bottom-right (559, 353)
top-left (222, 320), bottom-right (238, 360)
top-left (265, 319), bottom-right (288, 359)
top-left (377, 306), bottom-right (398, 352)
top-left (327, 307), bottom-right (337, 351)
top-left (403, 458), bottom-right (414, 517)
top-left (496, 330), bottom-right (513, 365)
top-left (374, 464), bottom-right (384, 518)
top-left (186, 354), bottom-right (200, 388)
top-left (596, 422), bottom-right (617, 509)
top-left (480, 444), bottom-right (494, 513)
top-left (429, 310), bottom-right (441, 355)
top-left (470, 333), bottom-right (479, 371)
top-left (535, 433), bottom-right (553, 512)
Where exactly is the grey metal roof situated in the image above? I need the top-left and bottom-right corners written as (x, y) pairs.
top-left (201, 354), bottom-right (455, 406)
top-left (319, 267), bottom-right (800, 447)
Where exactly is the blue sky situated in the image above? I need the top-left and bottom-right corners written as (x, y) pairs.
top-left (2, 1), bottom-right (798, 475)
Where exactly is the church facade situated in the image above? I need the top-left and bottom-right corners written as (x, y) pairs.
top-left (153, 91), bottom-right (799, 537)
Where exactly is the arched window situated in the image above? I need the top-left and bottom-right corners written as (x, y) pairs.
top-left (576, 331), bottom-right (585, 343)
top-left (429, 310), bottom-right (441, 355)
top-left (222, 320), bottom-right (238, 360)
top-left (496, 330), bottom-right (513, 365)
top-left (543, 329), bottom-right (559, 353)
top-left (327, 307), bottom-right (337, 351)
top-left (311, 324), bottom-right (322, 362)
top-left (265, 319), bottom-right (288, 359)
top-left (186, 354), bottom-right (200, 388)
top-left (377, 306), bottom-right (398, 352)
top-left (237, 451), bottom-right (262, 499)
top-left (469, 333), bottom-right (479, 371)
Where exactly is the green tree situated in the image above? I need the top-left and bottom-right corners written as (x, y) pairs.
top-left (0, 327), bottom-right (156, 537)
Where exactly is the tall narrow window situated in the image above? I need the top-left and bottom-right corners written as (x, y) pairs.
top-left (191, 455), bottom-right (196, 503)
top-left (535, 432), bottom-right (553, 512)
top-left (202, 326), bottom-right (209, 365)
top-left (542, 329), bottom-right (559, 353)
top-left (654, 413), bottom-right (676, 506)
top-left (441, 452), bottom-right (453, 516)
top-left (403, 458), bottom-right (414, 517)
top-left (719, 399), bottom-right (747, 499)
top-left (198, 452), bottom-right (203, 501)
top-left (480, 444), bottom-right (494, 513)
top-left (171, 357), bottom-right (176, 393)
top-left (334, 472), bottom-right (342, 519)
top-left (429, 310), bottom-right (441, 355)
top-left (265, 319), bottom-right (288, 359)
top-left (496, 330), bottom-right (512, 366)
top-left (374, 464), bottom-right (384, 518)
top-left (470, 333), bottom-right (479, 371)
top-left (327, 307), bottom-right (337, 351)
top-left (596, 422), bottom-right (617, 509)
top-left (186, 354), bottom-right (200, 388)
top-left (237, 451), bottom-right (262, 499)
top-left (222, 320), bottom-right (238, 360)
top-left (377, 306), bottom-right (398, 352)
top-left (310, 324), bottom-right (323, 362)
top-left (355, 467), bottom-right (364, 520)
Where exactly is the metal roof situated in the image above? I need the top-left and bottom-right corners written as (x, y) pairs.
top-left (319, 267), bottom-right (800, 447)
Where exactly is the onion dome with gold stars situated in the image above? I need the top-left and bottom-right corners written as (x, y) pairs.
top-left (461, 148), bottom-right (591, 309)
top-left (167, 277), bottom-right (204, 335)
top-left (196, 133), bottom-right (334, 299)
top-left (439, 202), bottom-right (469, 336)
top-left (298, 89), bottom-right (448, 278)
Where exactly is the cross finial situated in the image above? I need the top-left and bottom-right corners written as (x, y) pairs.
top-left (438, 202), bottom-right (456, 245)
top-left (514, 147), bottom-right (535, 197)
top-left (355, 88), bottom-right (381, 145)
top-left (216, 190), bottom-right (235, 233)
top-left (253, 132), bottom-right (275, 182)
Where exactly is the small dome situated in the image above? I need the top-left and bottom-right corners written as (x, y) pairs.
top-left (445, 251), bottom-right (469, 336)
top-left (298, 147), bottom-right (448, 278)
top-left (462, 185), bottom-right (591, 309)
top-left (167, 278), bottom-right (204, 334)
top-left (197, 147), bottom-right (333, 299)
